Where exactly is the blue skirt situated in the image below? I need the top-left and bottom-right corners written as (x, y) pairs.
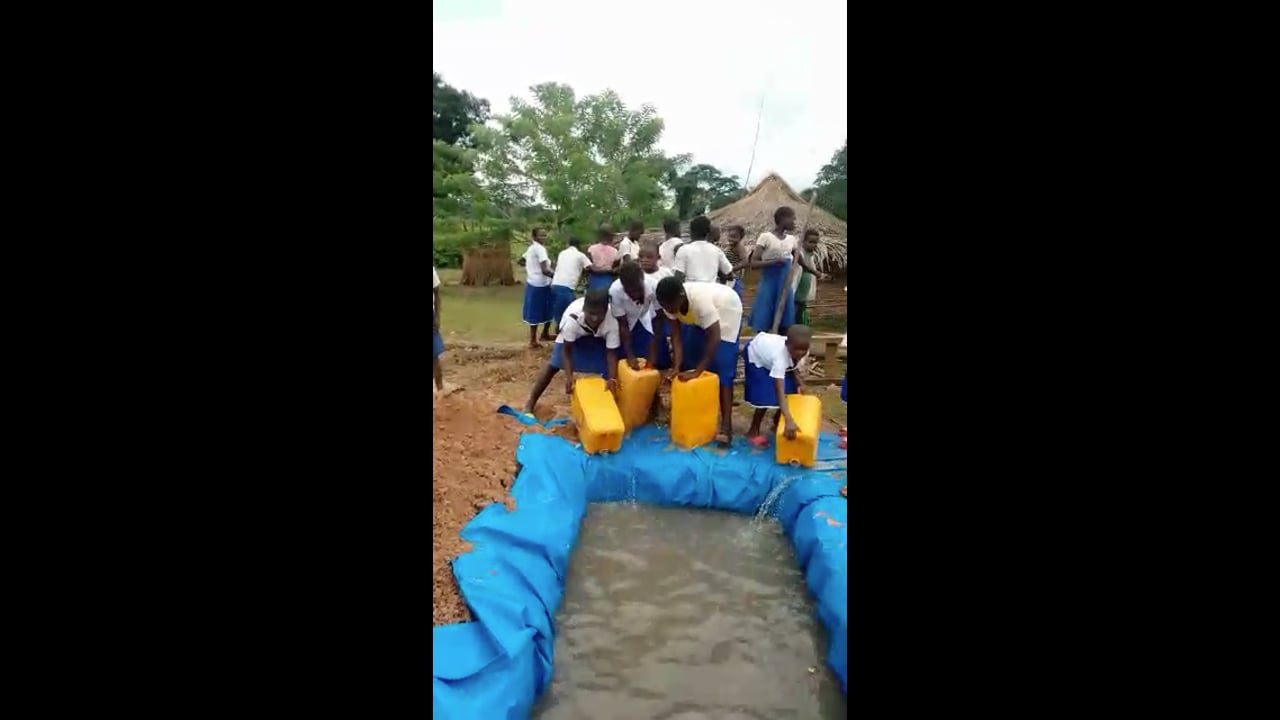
top-left (433, 310), bottom-right (444, 358)
top-left (549, 336), bottom-right (612, 375)
top-left (747, 260), bottom-right (795, 333)
top-left (550, 285), bottom-right (576, 327)
top-left (679, 324), bottom-right (738, 387)
top-left (841, 373), bottom-right (847, 404)
top-left (522, 283), bottom-right (552, 325)
top-left (586, 271), bottom-right (614, 291)
top-left (732, 277), bottom-right (743, 300)
top-left (742, 345), bottom-right (797, 408)
top-left (629, 322), bottom-right (671, 370)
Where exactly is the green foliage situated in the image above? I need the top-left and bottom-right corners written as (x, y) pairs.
top-left (472, 84), bottom-right (672, 233)
top-left (433, 72), bottom-right (490, 146)
top-left (811, 141), bottom-right (847, 221)
top-left (667, 158), bottom-right (743, 219)
top-left (433, 141), bottom-right (517, 266)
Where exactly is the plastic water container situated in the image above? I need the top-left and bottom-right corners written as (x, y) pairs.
top-left (670, 371), bottom-right (719, 449)
top-left (571, 377), bottom-right (624, 454)
top-left (775, 393), bottom-right (822, 467)
top-left (616, 360), bottom-right (661, 430)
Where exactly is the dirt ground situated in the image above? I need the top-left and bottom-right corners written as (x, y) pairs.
top-left (432, 344), bottom-right (847, 627)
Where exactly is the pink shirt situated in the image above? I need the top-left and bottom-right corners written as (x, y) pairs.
top-left (587, 243), bottom-right (619, 272)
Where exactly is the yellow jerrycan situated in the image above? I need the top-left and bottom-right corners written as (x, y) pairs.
top-left (570, 377), bottom-right (625, 454)
top-left (616, 359), bottom-right (661, 430)
top-left (670, 370), bottom-right (719, 449)
top-left (775, 393), bottom-right (822, 467)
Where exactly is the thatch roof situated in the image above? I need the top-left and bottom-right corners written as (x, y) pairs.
top-left (708, 172), bottom-right (847, 270)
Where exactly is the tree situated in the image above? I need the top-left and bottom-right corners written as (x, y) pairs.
top-left (471, 83), bottom-right (671, 237)
top-left (433, 72), bottom-right (490, 146)
top-left (667, 159), bottom-right (743, 219)
top-left (811, 141), bottom-right (847, 221)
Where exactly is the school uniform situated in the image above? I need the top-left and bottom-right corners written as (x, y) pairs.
top-left (617, 237), bottom-right (639, 264)
top-left (586, 243), bottom-right (619, 291)
top-left (550, 297), bottom-right (622, 375)
top-left (521, 243), bottom-right (553, 325)
top-left (432, 267), bottom-right (444, 358)
top-left (551, 247), bottom-right (592, 326)
top-left (608, 274), bottom-right (670, 369)
top-left (658, 237), bottom-right (684, 268)
top-left (742, 332), bottom-right (802, 409)
top-left (746, 231), bottom-right (797, 333)
top-left (662, 282), bottom-right (743, 387)
top-left (673, 240), bottom-right (732, 283)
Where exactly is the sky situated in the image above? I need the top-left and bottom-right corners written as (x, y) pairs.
top-left (433, 0), bottom-right (848, 192)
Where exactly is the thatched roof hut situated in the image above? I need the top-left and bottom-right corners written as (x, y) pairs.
top-left (708, 172), bottom-right (847, 270)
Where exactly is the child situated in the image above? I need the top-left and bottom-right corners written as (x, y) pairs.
top-left (521, 289), bottom-right (621, 415)
top-left (658, 217), bottom-right (684, 269)
top-left (741, 325), bottom-right (813, 447)
top-left (609, 262), bottom-right (666, 371)
top-left (519, 227), bottom-right (555, 347)
top-left (793, 229), bottom-right (821, 325)
top-left (655, 277), bottom-right (744, 445)
top-left (746, 207), bottom-right (826, 334)
top-left (551, 235), bottom-right (592, 332)
top-left (673, 215), bottom-right (732, 284)
top-left (433, 266), bottom-right (446, 394)
top-left (586, 224), bottom-right (620, 291)
top-left (720, 224), bottom-right (748, 299)
top-left (618, 221), bottom-right (644, 265)
top-left (636, 240), bottom-right (673, 368)
top-left (840, 284), bottom-right (847, 449)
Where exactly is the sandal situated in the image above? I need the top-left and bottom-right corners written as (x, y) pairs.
top-left (746, 435), bottom-right (770, 449)
top-left (838, 439), bottom-right (847, 450)
top-left (837, 427), bottom-right (847, 437)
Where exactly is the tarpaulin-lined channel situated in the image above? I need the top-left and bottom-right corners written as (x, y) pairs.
top-left (432, 425), bottom-right (848, 720)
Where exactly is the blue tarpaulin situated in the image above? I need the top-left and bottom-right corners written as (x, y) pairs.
top-left (432, 425), bottom-right (847, 719)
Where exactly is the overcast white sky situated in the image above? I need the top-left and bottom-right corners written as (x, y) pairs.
top-left (433, 0), bottom-right (848, 192)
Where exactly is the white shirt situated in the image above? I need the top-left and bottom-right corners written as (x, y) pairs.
top-left (618, 238), bottom-right (639, 262)
top-left (522, 243), bottom-right (552, 287)
top-left (673, 240), bottom-right (732, 283)
top-left (659, 237), bottom-right (684, 268)
top-left (747, 332), bottom-right (801, 379)
top-left (661, 281), bottom-right (744, 343)
top-left (754, 232), bottom-right (797, 262)
top-left (556, 297), bottom-right (621, 348)
top-left (608, 275), bottom-right (659, 333)
top-left (552, 247), bottom-right (592, 288)
top-left (432, 267), bottom-right (440, 310)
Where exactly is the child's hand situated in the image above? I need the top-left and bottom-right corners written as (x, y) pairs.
top-left (678, 370), bottom-right (700, 382)
top-left (565, 376), bottom-right (575, 394)
top-left (663, 368), bottom-right (678, 381)
top-left (627, 357), bottom-right (640, 371)
top-left (783, 420), bottom-right (799, 440)
top-left (605, 378), bottom-right (618, 394)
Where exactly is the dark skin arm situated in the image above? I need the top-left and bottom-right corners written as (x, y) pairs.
top-left (793, 248), bottom-right (828, 280)
top-left (646, 323), bottom-right (659, 368)
top-left (777, 376), bottom-right (799, 439)
top-left (604, 347), bottom-right (618, 392)
top-left (678, 321), bottom-right (721, 382)
top-left (562, 340), bottom-right (576, 394)
top-left (666, 314), bottom-right (682, 380)
top-left (618, 317), bottom-right (640, 370)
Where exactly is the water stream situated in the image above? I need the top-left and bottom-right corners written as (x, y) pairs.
top-left (533, 503), bottom-right (846, 720)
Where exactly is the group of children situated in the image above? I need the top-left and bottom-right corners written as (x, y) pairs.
top-left (516, 205), bottom-right (843, 448)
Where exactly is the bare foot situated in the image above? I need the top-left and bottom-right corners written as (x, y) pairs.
top-left (840, 485), bottom-right (847, 498)
top-left (714, 432), bottom-right (731, 447)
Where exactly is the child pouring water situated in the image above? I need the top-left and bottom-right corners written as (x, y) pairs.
top-left (741, 325), bottom-right (812, 446)
top-left (521, 289), bottom-right (621, 416)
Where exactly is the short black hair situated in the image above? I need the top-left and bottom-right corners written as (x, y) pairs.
top-left (803, 228), bottom-right (819, 240)
top-left (629, 220), bottom-right (645, 232)
top-left (583, 288), bottom-right (609, 311)
top-left (726, 224), bottom-right (745, 239)
top-left (663, 218), bottom-right (681, 236)
top-left (619, 261), bottom-right (644, 286)
top-left (567, 235), bottom-right (581, 247)
top-left (655, 276), bottom-right (684, 304)
top-left (531, 227), bottom-right (545, 238)
top-left (689, 215), bottom-right (711, 240)
top-left (773, 207), bottom-right (794, 225)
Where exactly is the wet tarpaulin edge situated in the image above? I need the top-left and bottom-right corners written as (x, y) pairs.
top-left (432, 426), bottom-right (847, 719)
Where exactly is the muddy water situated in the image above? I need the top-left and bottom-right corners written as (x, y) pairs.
top-left (533, 503), bottom-right (846, 720)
